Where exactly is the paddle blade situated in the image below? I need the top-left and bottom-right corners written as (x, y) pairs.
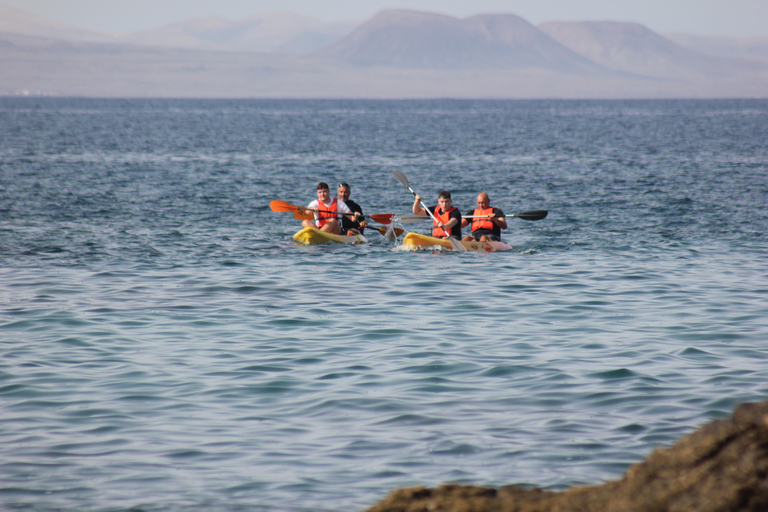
top-left (292, 208), bottom-right (314, 221)
top-left (392, 170), bottom-right (409, 188)
top-left (448, 237), bottom-right (467, 252)
top-left (513, 210), bottom-right (548, 221)
top-left (376, 226), bottom-right (405, 237)
top-left (270, 200), bottom-right (295, 212)
top-left (369, 213), bottom-right (395, 225)
top-left (397, 213), bottom-right (430, 224)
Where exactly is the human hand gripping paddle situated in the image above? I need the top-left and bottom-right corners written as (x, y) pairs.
top-left (270, 200), bottom-right (399, 235)
top-left (391, 170), bottom-right (467, 252)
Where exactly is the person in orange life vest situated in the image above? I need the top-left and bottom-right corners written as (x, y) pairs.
top-left (460, 192), bottom-right (507, 242)
top-left (301, 182), bottom-right (361, 235)
top-left (412, 190), bottom-right (462, 239)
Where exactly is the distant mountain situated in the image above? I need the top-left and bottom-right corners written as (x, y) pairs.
top-left (537, 21), bottom-right (765, 78)
top-left (2, 7), bottom-right (766, 99)
top-left (316, 9), bottom-right (608, 73)
top-left (120, 11), bottom-right (358, 54)
top-left (665, 33), bottom-right (768, 63)
top-left (0, 6), bottom-right (358, 55)
top-left (0, 4), bottom-right (115, 43)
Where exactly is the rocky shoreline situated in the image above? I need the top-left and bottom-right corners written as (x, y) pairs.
top-left (365, 400), bottom-right (768, 512)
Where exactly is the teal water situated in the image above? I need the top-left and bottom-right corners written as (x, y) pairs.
top-left (1, 98), bottom-right (767, 511)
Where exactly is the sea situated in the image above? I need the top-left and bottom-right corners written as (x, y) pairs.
top-left (1, 97), bottom-right (767, 512)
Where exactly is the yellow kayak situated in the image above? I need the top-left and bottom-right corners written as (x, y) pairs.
top-left (293, 226), bottom-right (368, 245)
top-left (402, 232), bottom-right (513, 252)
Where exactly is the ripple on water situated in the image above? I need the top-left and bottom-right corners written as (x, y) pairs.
top-left (2, 98), bottom-right (767, 512)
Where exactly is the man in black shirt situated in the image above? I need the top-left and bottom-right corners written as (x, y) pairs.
top-left (338, 182), bottom-right (367, 235)
top-left (461, 192), bottom-right (507, 242)
top-left (412, 190), bottom-right (462, 239)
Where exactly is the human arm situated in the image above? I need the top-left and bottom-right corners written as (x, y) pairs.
top-left (354, 206), bottom-right (367, 229)
top-left (432, 208), bottom-right (461, 238)
top-left (444, 209), bottom-right (461, 232)
top-left (460, 208), bottom-right (474, 229)
top-left (307, 200), bottom-right (320, 220)
top-left (494, 208), bottom-right (508, 229)
top-left (412, 195), bottom-right (427, 215)
top-left (337, 200), bottom-right (363, 223)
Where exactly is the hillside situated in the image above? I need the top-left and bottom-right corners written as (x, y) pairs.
top-left (122, 12), bottom-right (358, 54)
top-left (1, 7), bottom-right (766, 99)
top-left (666, 33), bottom-right (768, 63)
top-left (317, 10), bottom-right (607, 73)
top-left (0, 5), bottom-right (358, 55)
top-left (0, 4), bottom-right (115, 43)
top-left (537, 21), bottom-right (767, 78)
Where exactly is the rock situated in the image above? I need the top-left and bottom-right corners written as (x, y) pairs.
top-left (364, 401), bottom-right (768, 512)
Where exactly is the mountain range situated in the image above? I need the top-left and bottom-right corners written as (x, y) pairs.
top-left (1, 5), bottom-right (766, 98)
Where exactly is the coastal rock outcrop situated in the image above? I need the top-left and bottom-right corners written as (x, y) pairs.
top-left (365, 400), bottom-right (768, 512)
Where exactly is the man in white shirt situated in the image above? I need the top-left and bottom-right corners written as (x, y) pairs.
top-left (301, 182), bottom-right (362, 235)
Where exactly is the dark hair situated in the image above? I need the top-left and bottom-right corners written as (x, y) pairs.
top-left (438, 190), bottom-right (451, 200)
top-left (338, 182), bottom-right (350, 189)
top-left (316, 182), bottom-right (330, 191)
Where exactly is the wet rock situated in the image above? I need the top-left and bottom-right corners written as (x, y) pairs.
top-left (364, 400), bottom-right (768, 512)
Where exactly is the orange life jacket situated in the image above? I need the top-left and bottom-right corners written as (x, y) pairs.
top-left (471, 207), bottom-right (495, 231)
top-left (432, 206), bottom-right (457, 238)
top-left (316, 199), bottom-right (337, 227)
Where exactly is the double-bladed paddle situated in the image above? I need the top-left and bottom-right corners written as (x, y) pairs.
top-left (398, 210), bottom-right (548, 223)
top-left (463, 210), bottom-right (548, 221)
top-left (392, 170), bottom-right (467, 252)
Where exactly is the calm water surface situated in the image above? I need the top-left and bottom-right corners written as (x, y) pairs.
top-left (1, 98), bottom-right (767, 511)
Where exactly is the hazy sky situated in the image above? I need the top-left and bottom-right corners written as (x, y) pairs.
top-left (3, 0), bottom-right (767, 37)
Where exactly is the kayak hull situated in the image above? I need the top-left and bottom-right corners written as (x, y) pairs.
top-left (293, 226), bottom-right (368, 245)
top-left (402, 232), bottom-right (513, 252)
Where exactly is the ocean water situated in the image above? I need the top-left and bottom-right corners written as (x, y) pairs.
top-left (1, 98), bottom-right (767, 512)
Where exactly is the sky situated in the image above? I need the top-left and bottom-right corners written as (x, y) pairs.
top-left (2, 0), bottom-right (767, 38)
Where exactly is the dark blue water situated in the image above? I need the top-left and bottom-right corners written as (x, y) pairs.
top-left (1, 98), bottom-right (767, 512)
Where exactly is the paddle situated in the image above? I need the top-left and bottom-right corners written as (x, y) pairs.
top-left (397, 213), bottom-right (432, 224)
top-left (403, 210), bottom-right (547, 223)
top-left (270, 200), bottom-right (395, 224)
top-left (392, 170), bottom-right (467, 252)
top-left (463, 210), bottom-right (548, 221)
top-left (372, 226), bottom-right (405, 237)
top-left (270, 200), bottom-right (314, 221)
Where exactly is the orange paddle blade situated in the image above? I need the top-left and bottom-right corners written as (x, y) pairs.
top-left (292, 208), bottom-right (314, 221)
top-left (270, 200), bottom-right (296, 212)
top-left (375, 226), bottom-right (405, 237)
top-left (369, 213), bottom-right (395, 225)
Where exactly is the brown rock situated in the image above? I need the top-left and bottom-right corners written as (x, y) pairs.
top-left (365, 401), bottom-right (768, 512)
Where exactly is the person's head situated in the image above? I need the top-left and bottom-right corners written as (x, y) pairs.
top-left (316, 182), bottom-right (330, 202)
top-left (476, 192), bottom-right (490, 209)
top-left (438, 190), bottom-right (452, 211)
top-left (337, 182), bottom-right (351, 202)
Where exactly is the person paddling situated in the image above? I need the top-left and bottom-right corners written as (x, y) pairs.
top-left (412, 190), bottom-right (461, 239)
top-left (337, 182), bottom-right (367, 236)
top-left (302, 182), bottom-right (361, 235)
top-left (461, 192), bottom-right (507, 242)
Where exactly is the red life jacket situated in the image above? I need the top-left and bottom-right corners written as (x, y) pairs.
top-left (471, 207), bottom-right (495, 232)
top-left (432, 206), bottom-right (457, 238)
top-left (316, 199), bottom-right (337, 227)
